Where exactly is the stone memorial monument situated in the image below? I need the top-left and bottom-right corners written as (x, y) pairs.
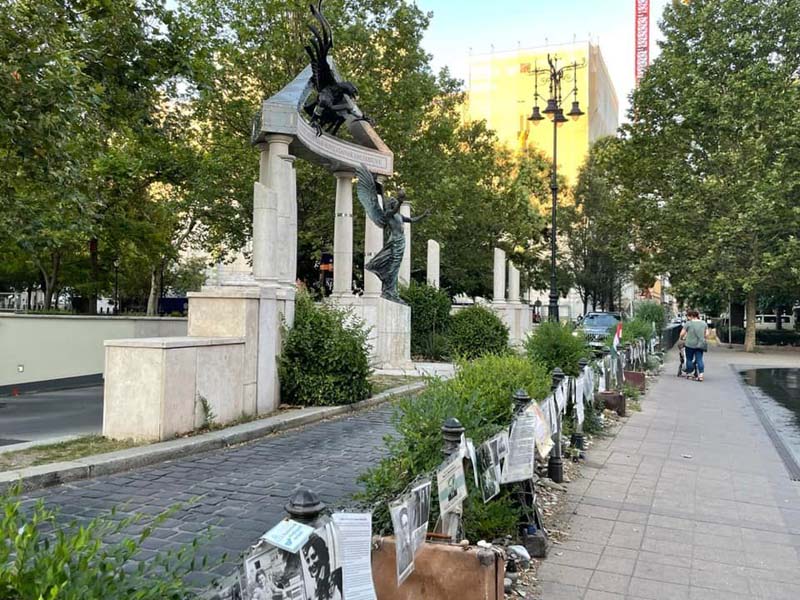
top-left (102, 1), bottom-right (413, 441)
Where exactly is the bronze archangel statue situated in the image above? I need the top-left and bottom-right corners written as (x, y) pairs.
top-left (355, 164), bottom-right (429, 304)
top-left (303, 1), bottom-right (371, 136)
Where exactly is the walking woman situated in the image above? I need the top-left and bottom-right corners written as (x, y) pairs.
top-left (680, 309), bottom-right (709, 381)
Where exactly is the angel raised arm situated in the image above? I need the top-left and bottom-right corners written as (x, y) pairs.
top-left (355, 164), bottom-right (429, 303)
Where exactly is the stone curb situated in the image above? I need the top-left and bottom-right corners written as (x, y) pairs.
top-left (0, 381), bottom-right (426, 494)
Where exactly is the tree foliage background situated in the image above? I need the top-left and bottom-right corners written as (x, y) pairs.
top-left (601, 0), bottom-right (800, 350)
top-left (0, 0), bottom-right (549, 311)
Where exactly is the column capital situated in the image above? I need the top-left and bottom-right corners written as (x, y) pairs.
top-left (333, 169), bottom-right (355, 180)
top-left (279, 154), bottom-right (297, 164)
top-left (264, 133), bottom-right (294, 146)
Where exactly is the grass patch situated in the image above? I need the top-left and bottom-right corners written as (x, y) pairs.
top-left (368, 374), bottom-right (420, 394)
top-left (0, 436), bottom-right (140, 471)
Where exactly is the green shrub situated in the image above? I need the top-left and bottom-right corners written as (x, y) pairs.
top-left (279, 292), bottom-right (372, 406)
top-left (400, 282), bottom-right (451, 360)
top-left (525, 321), bottom-right (590, 376)
top-left (358, 354), bottom-right (550, 541)
top-left (0, 487), bottom-right (205, 600)
top-left (620, 318), bottom-right (653, 345)
top-left (447, 305), bottom-right (509, 359)
top-left (634, 301), bottom-right (666, 336)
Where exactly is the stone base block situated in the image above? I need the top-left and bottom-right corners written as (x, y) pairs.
top-left (599, 390), bottom-right (626, 417)
top-left (188, 284), bottom-right (294, 415)
top-left (328, 295), bottom-right (412, 369)
top-left (522, 529), bottom-right (548, 558)
top-left (103, 337), bottom-right (245, 441)
top-left (491, 302), bottom-right (533, 347)
top-left (371, 537), bottom-right (504, 600)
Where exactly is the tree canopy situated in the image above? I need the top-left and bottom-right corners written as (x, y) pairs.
top-left (611, 0), bottom-right (800, 349)
top-left (1, 0), bottom-right (550, 309)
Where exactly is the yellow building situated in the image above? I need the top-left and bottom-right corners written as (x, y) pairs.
top-left (465, 42), bottom-right (619, 183)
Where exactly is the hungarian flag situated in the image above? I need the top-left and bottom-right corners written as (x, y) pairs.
top-left (613, 322), bottom-right (623, 351)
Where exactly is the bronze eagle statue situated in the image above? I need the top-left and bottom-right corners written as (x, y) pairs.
top-left (303, 1), bottom-right (371, 136)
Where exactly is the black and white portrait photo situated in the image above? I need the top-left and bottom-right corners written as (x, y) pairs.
top-left (389, 499), bottom-right (415, 584)
top-left (409, 480), bottom-right (431, 554)
top-left (300, 521), bottom-right (343, 600)
top-left (244, 543), bottom-right (304, 600)
top-left (477, 441), bottom-right (501, 503)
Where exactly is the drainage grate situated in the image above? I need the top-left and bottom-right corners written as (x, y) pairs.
top-left (732, 365), bottom-right (800, 482)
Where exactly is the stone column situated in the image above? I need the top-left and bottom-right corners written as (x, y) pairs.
top-left (399, 202), bottom-right (412, 287)
top-left (508, 263), bottom-right (521, 303)
top-left (333, 171), bottom-right (354, 295)
top-left (252, 143), bottom-right (278, 285)
top-left (427, 240), bottom-right (440, 288)
top-left (363, 176), bottom-right (385, 297)
top-left (258, 134), bottom-right (294, 289)
top-left (493, 248), bottom-right (506, 301)
top-left (277, 152), bottom-right (297, 288)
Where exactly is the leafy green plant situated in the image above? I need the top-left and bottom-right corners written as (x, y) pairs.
top-left (400, 282), bottom-right (451, 360)
top-left (447, 305), bottom-right (509, 359)
top-left (525, 321), bottom-right (590, 376)
top-left (0, 486), bottom-right (207, 600)
top-left (196, 394), bottom-right (217, 429)
top-left (359, 354), bottom-right (549, 540)
top-left (279, 291), bottom-right (372, 406)
top-left (619, 318), bottom-right (653, 345)
top-left (634, 301), bottom-right (666, 336)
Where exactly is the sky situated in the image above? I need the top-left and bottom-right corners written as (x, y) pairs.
top-left (414, 0), bottom-right (672, 123)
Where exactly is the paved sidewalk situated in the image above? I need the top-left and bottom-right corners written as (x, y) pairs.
top-left (22, 404), bottom-right (395, 588)
top-left (537, 348), bottom-right (800, 600)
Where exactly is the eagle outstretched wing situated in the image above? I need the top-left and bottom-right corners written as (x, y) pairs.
top-left (304, 1), bottom-right (336, 92)
top-left (355, 164), bottom-right (386, 228)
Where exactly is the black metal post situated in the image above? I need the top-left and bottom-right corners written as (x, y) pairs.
top-left (573, 357), bottom-right (589, 455)
top-left (440, 417), bottom-right (465, 542)
top-left (513, 388), bottom-right (531, 415)
top-left (548, 367), bottom-right (566, 482)
top-left (285, 487), bottom-right (326, 525)
top-left (549, 117), bottom-right (559, 323)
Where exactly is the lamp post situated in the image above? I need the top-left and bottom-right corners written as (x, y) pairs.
top-left (528, 55), bottom-right (585, 323)
top-left (113, 259), bottom-right (120, 315)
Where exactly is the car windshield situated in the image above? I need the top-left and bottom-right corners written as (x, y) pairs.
top-left (583, 314), bottom-right (620, 328)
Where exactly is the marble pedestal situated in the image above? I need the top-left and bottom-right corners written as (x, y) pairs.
top-left (492, 301), bottom-right (533, 348)
top-left (188, 284), bottom-right (295, 416)
top-left (330, 295), bottom-right (412, 369)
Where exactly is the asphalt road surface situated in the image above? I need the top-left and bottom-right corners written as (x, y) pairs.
top-left (0, 386), bottom-right (103, 446)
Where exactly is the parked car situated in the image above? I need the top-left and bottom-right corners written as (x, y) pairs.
top-left (575, 311), bottom-right (623, 350)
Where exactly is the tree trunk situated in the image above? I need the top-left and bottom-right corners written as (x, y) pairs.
top-left (730, 302), bottom-right (745, 328)
top-left (40, 252), bottom-right (61, 311)
top-left (744, 290), bottom-right (757, 352)
top-left (146, 269), bottom-right (158, 316)
top-left (775, 306), bottom-right (783, 330)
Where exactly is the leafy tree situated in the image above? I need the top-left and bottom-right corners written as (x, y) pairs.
top-left (563, 137), bottom-right (635, 313)
top-left (615, 0), bottom-right (800, 351)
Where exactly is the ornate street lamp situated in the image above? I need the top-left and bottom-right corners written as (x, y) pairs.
top-left (528, 55), bottom-right (585, 322)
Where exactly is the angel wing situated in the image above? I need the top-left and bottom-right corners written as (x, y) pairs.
top-left (304, 1), bottom-right (336, 92)
top-left (355, 164), bottom-right (386, 227)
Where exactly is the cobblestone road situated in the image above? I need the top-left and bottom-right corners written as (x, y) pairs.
top-left (24, 404), bottom-right (396, 589)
